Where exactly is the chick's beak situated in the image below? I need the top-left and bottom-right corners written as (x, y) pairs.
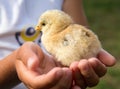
top-left (35, 25), bottom-right (41, 31)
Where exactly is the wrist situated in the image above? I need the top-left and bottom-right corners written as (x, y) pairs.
top-left (0, 49), bottom-right (21, 88)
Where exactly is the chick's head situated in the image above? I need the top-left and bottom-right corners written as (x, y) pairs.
top-left (35, 10), bottom-right (74, 35)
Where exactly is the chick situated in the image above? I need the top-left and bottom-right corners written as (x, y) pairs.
top-left (35, 10), bottom-right (102, 66)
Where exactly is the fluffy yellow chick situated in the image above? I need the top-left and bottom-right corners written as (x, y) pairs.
top-left (35, 10), bottom-right (102, 66)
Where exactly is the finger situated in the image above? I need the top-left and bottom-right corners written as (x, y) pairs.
top-left (33, 68), bottom-right (64, 89)
top-left (97, 49), bottom-right (116, 66)
top-left (27, 55), bottom-right (41, 71)
top-left (15, 60), bottom-right (63, 89)
top-left (52, 68), bottom-right (72, 89)
top-left (71, 85), bottom-right (81, 89)
top-left (16, 42), bottom-right (44, 66)
top-left (17, 42), bottom-right (45, 71)
top-left (88, 58), bottom-right (107, 77)
top-left (78, 59), bottom-right (99, 87)
top-left (26, 43), bottom-right (56, 72)
top-left (70, 62), bottom-right (86, 89)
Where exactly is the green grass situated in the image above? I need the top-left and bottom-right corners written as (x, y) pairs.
top-left (83, 0), bottom-right (120, 59)
top-left (83, 0), bottom-right (120, 89)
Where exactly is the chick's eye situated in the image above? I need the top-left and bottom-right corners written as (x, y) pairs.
top-left (42, 22), bottom-right (46, 26)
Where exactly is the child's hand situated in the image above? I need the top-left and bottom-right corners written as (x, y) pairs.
top-left (15, 42), bottom-right (116, 89)
top-left (70, 49), bottom-right (116, 89)
top-left (15, 42), bottom-right (72, 89)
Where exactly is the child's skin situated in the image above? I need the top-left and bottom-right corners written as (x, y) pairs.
top-left (0, 0), bottom-right (116, 89)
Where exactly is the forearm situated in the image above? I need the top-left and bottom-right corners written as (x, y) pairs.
top-left (0, 50), bottom-right (20, 89)
top-left (62, 0), bottom-right (89, 27)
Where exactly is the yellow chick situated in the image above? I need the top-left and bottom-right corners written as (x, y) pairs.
top-left (35, 10), bottom-right (102, 66)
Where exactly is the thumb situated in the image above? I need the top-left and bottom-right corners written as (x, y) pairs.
top-left (97, 49), bottom-right (116, 67)
top-left (23, 42), bottom-right (44, 71)
top-left (27, 48), bottom-right (44, 71)
top-left (27, 56), bottom-right (40, 71)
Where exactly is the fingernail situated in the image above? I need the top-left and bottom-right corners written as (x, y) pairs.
top-left (27, 58), bottom-right (34, 69)
top-left (27, 57), bottom-right (39, 70)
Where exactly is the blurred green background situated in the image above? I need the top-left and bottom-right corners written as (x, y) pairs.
top-left (83, 0), bottom-right (120, 89)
